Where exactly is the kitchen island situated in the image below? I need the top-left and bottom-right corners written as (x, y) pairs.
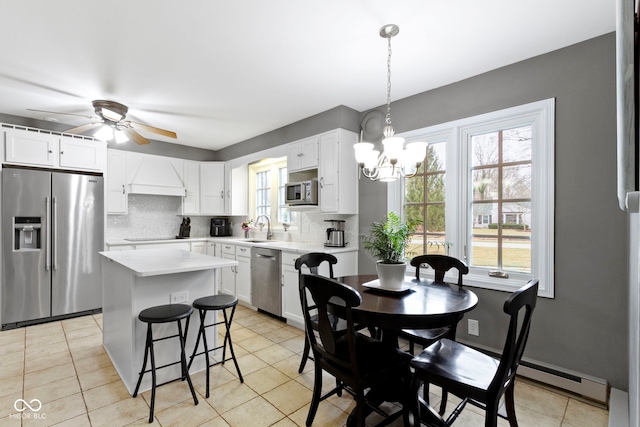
top-left (99, 248), bottom-right (238, 394)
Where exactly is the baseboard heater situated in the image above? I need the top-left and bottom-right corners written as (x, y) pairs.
top-left (457, 339), bottom-right (609, 405)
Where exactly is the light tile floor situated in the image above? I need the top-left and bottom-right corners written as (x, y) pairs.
top-left (0, 305), bottom-right (609, 427)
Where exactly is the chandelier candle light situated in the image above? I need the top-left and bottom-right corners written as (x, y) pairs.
top-left (354, 24), bottom-right (427, 182)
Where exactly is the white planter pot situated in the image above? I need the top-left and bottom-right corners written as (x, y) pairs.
top-left (376, 261), bottom-right (407, 289)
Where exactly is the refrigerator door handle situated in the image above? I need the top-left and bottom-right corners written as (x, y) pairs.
top-left (45, 197), bottom-right (51, 271)
top-left (52, 197), bottom-right (57, 270)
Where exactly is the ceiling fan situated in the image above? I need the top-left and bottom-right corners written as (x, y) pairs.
top-left (27, 100), bottom-right (177, 145)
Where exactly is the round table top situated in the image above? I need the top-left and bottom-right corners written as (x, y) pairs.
top-left (337, 274), bottom-right (478, 330)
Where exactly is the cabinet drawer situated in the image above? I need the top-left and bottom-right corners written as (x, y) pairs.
top-left (221, 244), bottom-right (236, 256)
top-left (281, 251), bottom-right (300, 268)
top-left (236, 246), bottom-right (251, 258)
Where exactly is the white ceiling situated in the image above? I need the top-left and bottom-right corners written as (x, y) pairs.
top-left (0, 1), bottom-right (615, 151)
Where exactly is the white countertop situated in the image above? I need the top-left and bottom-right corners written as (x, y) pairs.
top-left (106, 236), bottom-right (358, 255)
top-left (99, 248), bottom-right (238, 277)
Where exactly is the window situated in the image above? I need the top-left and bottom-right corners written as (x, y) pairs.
top-left (390, 99), bottom-right (554, 297)
top-left (249, 158), bottom-right (297, 226)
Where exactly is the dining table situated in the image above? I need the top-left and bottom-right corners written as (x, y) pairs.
top-left (333, 274), bottom-right (479, 426)
top-left (336, 274), bottom-right (478, 347)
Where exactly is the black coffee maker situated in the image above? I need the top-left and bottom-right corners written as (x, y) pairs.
top-left (210, 218), bottom-right (231, 236)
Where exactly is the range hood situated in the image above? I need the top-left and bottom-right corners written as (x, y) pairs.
top-left (127, 153), bottom-right (185, 197)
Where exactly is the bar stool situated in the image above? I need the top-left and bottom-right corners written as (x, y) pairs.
top-left (188, 293), bottom-right (243, 398)
top-left (133, 303), bottom-right (198, 423)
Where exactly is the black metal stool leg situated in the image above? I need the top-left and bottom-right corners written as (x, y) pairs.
top-left (187, 310), bottom-right (205, 371)
top-left (177, 319), bottom-right (198, 406)
top-left (133, 324), bottom-right (152, 398)
top-left (223, 305), bottom-right (243, 382)
top-left (148, 325), bottom-right (157, 423)
top-left (199, 309), bottom-right (211, 398)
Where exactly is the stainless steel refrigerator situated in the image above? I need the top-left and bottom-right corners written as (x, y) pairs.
top-left (1, 167), bottom-right (104, 329)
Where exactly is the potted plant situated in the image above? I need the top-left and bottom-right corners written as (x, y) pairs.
top-left (361, 212), bottom-right (419, 289)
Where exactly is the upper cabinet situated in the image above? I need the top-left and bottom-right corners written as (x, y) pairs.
top-left (200, 162), bottom-right (226, 214)
top-left (287, 136), bottom-right (318, 172)
top-left (318, 129), bottom-right (358, 214)
top-left (107, 150), bottom-right (128, 214)
top-left (182, 160), bottom-right (200, 215)
top-left (4, 128), bottom-right (106, 172)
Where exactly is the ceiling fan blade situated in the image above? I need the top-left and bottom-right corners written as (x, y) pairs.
top-left (127, 121), bottom-right (177, 139)
top-left (122, 127), bottom-right (150, 145)
top-left (64, 122), bottom-right (103, 134)
top-left (27, 108), bottom-right (98, 120)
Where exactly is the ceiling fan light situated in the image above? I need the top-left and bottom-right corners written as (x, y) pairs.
top-left (101, 107), bottom-right (123, 122)
top-left (94, 125), bottom-right (114, 141)
top-left (115, 130), bottom-right (129, 144)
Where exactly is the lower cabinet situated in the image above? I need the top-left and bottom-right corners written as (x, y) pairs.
top-left (281, 250), bottom-right (358, 328)
top-left (282, 252), bottom-right (304, 327)
top-left (236, 246), bottom-right (251, 305)
top-left (191, 241), bottom-right (206, 253)
top-left (218, 243), bottom-right (252, 305)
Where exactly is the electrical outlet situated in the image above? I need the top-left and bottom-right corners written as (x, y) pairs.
top-left (468, 319), bottom-right (479, 336)
top-left (170, 291), bottom-right (188, 304)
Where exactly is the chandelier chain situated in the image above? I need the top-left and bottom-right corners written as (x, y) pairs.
top-left (386, 35), bottom-right (393, 126)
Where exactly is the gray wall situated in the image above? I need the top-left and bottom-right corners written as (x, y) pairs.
top-left (358, 33), bottom-right (628, 390)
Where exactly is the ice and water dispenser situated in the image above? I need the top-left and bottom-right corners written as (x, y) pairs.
top-left (14, 217), bottom-right (42, 251)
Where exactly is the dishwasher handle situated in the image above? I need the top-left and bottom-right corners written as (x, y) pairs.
top-left (255, 253), bottom-right (277, 260)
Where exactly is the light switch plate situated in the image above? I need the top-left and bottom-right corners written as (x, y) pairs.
top-left (170, 291), bottom-right (188, 304)
top-left (468, 319), bottom-right (479, 336)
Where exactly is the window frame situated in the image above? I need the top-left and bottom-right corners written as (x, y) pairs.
top-left (389, 99), bottom-right (555, 297)
top-left (248, 157), bottom-right (297, 229)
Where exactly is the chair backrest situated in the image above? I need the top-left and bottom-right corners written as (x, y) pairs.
top-left (299, 273), bottom-right (362, 373)
top-left (295, 252), bottom-right (338, 279)
top-left (490, 279), bottom-right (539, 394)
top-left (410, 254), bottom-right (469, 288)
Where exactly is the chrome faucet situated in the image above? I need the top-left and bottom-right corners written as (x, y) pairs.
top-left (255, 215), bottom-right (273, 240)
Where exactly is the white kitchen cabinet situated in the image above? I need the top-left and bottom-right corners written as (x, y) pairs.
top-left (236, 246), bottom-right (252, 305)
top-left (191, 241), bottom-right (206, 253)
top-left (4, 128), bottom-right (106, 172)
top-left (107, 150), bottom-right (128, 214)
top-left (220, 244), bottom-right (236, 296)
top-left (183, 160), bottom-right (200, 215)
top-left (287, 136), bottom-right (318, 172)
top-left (200, 162), bottom-right (226, 214)
top-left (206, 242), bottom-right (216, 256)
top-left (318, 129), bottom-right (358, 214)
top-left (58, 135), bottom-right (105, 171)
top-left (281, 250), bottom-right (359, 327)
top-left (5, 128), bottom-right (58, 167)
top-left (281, 251), bottom-right (304, 327)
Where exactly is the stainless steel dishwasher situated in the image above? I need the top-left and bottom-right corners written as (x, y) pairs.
top-left (251, 247), bottom-right (282, 317)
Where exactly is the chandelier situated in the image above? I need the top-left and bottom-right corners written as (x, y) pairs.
top-left (354, 24), bottom-right (427, 182)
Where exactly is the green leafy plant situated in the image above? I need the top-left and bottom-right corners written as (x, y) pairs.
top-left (361, 212), bottom-right (419, 264)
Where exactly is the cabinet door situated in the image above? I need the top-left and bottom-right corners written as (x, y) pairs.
top-left (319, 131), bottom-right (338, 212)
top-left (287, 137), bottom-right (318, 172)
top-left (191, 242), bottom-right (206, 253)
top-left (107, 150), bottom-right (128, 214)
top-left (220, 253), bottom-right (236, 296)
top-left (206, 242), bottom-right (216, 256)
top-left (200, 162), bottom-right (226, 214)
top-left (282, 266), bottom-right (304, 326)
top-left (59, 136), bottom-right (105, 171)
top-left (183, 161), bottom-right (200, 214)
top-left (5, 129), bottom-right (57, 167)
top-left (236, 256), bottom-right (251, 304)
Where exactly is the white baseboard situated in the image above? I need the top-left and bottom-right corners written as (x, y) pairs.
top-left (608, 388), bottom-right (629, 427)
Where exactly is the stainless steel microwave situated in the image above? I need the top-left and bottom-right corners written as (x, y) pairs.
top-left (285, 180), bottom-right (318, 205)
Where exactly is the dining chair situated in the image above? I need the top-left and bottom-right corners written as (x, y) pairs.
top-left (294, 252), bottom-right (338, 373)
top-left (300, 273), bottom-right (413, 427)
top-left (401, 254), bottom-right (469, 414)
top-left (409, 279), bottom-right (539, 427)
